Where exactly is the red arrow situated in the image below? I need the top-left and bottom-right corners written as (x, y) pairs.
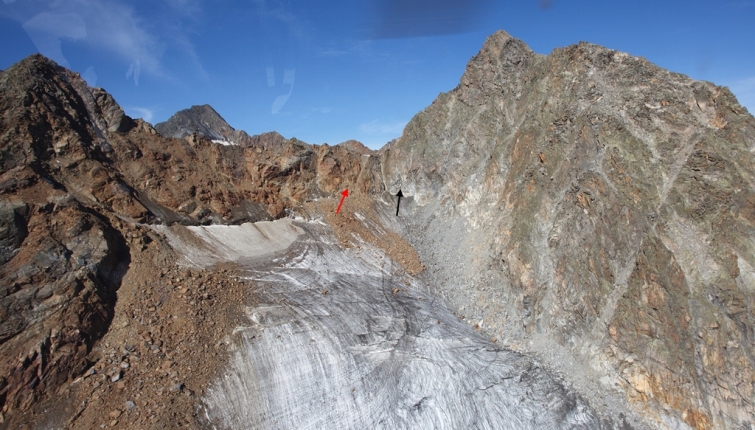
top-left (335, 188), bottom-right (349, 214)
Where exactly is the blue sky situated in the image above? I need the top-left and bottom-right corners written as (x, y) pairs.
top-left (1, 1), bottom-right (754, 149)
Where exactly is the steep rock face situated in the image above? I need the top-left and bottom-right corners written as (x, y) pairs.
top-left (382, 30), bottom-right (755, 429)
top-left (0, 197), bottom-right (128, 417)
top-left (0, 54), bottom-right (136, 420)
top-left (110, 130), bottom-right (379, 221)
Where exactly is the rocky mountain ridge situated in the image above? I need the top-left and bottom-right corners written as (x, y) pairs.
top-left (381, 30), bottom-right (755, 429)
top-left (0, 29), bottom-right (753, 429)
top-left (153, 104), bottom-right (376, 157)
top-left (0, 54), bottom-right (376, 428)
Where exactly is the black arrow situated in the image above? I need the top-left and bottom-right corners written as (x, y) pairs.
top-left (395, 189), bottom-right (403, 216)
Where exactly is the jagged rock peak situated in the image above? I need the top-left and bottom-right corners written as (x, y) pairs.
top-left (1, 53), bottom-right (135, 138)
top-left (155, 104), bottom-right (237, 142)
top-left (2, 52), bottom-right (62, 78)
top-left (475, 29), bottom-right (535, 59)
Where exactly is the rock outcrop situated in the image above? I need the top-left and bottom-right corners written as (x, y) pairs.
top-left (0, 56), bottom-right (138, 419)
top-left (381, 30), bottom-right (755, 429)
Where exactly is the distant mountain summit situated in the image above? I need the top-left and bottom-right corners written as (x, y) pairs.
top-left (155, 104), bottom-right (245, 144)
top-left (156, 105), bottom-right (376, 153)
top-left (337, 139), bottom-right (375, 155)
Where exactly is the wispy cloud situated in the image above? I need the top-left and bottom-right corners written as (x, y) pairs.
top-left (300, 107), bottom-right (334, 119)
top-left (359, 119), bottom-right (407, 135)
top-left (20, 11), bottom-right (85, 68)
top-left (161, 0), bottom-right (201, 16)
top-left (82, 66), bottom-right (97, 86)
top-left (3, 1), bottom-right (163, 75)
top-left (81, 1), bottom-right (163, 76)
top-left (126, 106), bottom-right (156, 123)
top-left (155, 0), bottom-right (208, 80)
top-left (125, 60), bottom-right (140, 85)
top-left (729, 76), bottom-right (755, 91)
top-left (313, 40), bottom-right (391, 61)
top-left (1, 0), bottom-right (207, 83)
top-left (250, 1), bottom-right (307, 114)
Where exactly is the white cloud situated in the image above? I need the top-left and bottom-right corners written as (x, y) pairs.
top-left (81, 66), bottom-right (97, 86)
top-left (2, 0), bottom-right (165, 80)
top-left (126, 60), bottom-right (140, 86)
top-left (127, 107), bottom-right (155, 123)
top-left (729, 76), bottom-right (755, 92)
top-left (20, 11), bottom-right (86, 68)
top-left (359, 119), bottom-right (408, 135)
top-left (314, 47), bottom-right (351, 58)
top-left (73, 1), bottom-right (163, 76)
top-left (313, 40), bottom-right (391, 62)
top-left (161, 0), bottom-right (201, 15)
top-left (271, 68), bottom-right (295, 114)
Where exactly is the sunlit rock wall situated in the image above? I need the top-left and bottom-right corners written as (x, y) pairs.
top-left (381, 30), bottom-right (755, 429)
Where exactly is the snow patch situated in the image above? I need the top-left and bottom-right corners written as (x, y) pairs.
top-left (211, 139), bottom-right (236, 146)
top-left (152, 219), bottom-right (303, 268)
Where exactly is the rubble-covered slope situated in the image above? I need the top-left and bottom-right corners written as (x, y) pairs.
top-left (381, 30), bottom-right (755, 429)
top-left (0, 54), bottom-right (376, 427)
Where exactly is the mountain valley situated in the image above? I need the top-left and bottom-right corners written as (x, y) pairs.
top-left (1, 30), bottom-right (754, 429)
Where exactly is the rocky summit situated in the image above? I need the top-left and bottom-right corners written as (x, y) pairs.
top-left (0, 30), bottom-right (753, 429)
top-left (154, 104), bottom-right (245, 144)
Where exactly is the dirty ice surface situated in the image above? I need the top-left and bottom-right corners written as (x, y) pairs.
top-left (161, 219), bottom-right (605, 429)
top-left (152, 219), bottom-right (303, 268)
